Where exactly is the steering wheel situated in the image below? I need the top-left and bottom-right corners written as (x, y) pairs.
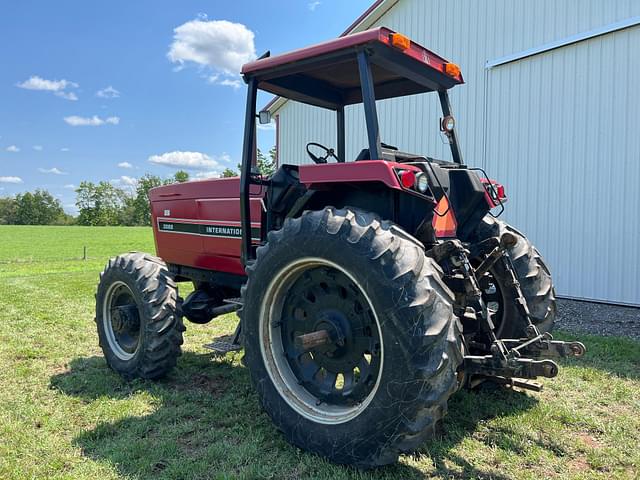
top-left (306, 142), bottom-right (340, 164)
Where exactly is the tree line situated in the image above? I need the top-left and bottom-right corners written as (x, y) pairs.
top-left (75, 170), bottom-right (190, 226)
top-left (0, 148), bottom-right (275, 226)
top-left (0, 190), bottom-right (74, 225)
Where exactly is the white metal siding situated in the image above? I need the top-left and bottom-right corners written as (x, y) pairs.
top-left (485, 26), bottom-right (640, 305)
top-left (274, 0), bottom-right (640, 304)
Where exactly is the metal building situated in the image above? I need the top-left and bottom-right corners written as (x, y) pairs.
top-left (265, 0), bottom-right (640, 306)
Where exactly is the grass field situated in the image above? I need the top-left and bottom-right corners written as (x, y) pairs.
top-left (0, 225), bottom-right (638, 479)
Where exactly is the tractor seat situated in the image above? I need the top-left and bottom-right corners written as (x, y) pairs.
top-left (355, 142), bottom-right (398, 162)
top-left (355, 143), bottom-right (424, 163)
top-left (354, 148), bottom-right (371, 161)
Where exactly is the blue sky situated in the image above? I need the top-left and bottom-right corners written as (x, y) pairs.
top-left (0, 0), bottom-right (372, 213)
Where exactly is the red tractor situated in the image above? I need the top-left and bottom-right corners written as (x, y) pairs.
top-left (95, 28), bottom-right (585, 467)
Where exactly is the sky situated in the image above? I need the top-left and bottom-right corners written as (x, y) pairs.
top-left (0, 0), bottom-right (372, 213)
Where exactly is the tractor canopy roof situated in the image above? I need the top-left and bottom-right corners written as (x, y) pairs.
top-left (241, 27), bottom-right (464, 110)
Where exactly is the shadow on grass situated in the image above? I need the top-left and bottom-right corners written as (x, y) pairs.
top-left (49, 350), bottom-right (548, 480)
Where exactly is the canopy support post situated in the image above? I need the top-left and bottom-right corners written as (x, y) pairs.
top-left (357, 51), bottom-right (382, 161)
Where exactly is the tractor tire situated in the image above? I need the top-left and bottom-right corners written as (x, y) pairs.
top-left (472, 216), bottom-right (556, 338)
top-left (95, 252), bottom-right (185, 380)
top-left (240, 207), bottom-right (463, 468)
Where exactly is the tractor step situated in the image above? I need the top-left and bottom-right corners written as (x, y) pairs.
top-left (203, 340), bottom-right (243, 355)
top-left (203, 321), bottom-right (243, 355)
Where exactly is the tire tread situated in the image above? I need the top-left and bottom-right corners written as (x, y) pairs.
top-left (241, 207), bottom-right (463, 468)
top-left (96, 252), bottom-right (184, 380)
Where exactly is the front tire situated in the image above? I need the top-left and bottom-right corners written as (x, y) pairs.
top-left (95, 252), bottom-right (185, 380)
top-left (473, 217), bottom-right (556, 338)
top-left (241, 208), bottom-right (463, 467)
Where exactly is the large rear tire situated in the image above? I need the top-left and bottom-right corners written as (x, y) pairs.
top-left (95, 252), bottom-right (185, 380)
top-left (472, 217), bottom-right (556, 338)
top-left (240, 208), bottom-right (463, 468)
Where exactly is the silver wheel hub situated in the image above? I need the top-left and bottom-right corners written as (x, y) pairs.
top-left (259, 258), bottom-right (384, 425)
top-left (103, 281), bottom-right (141, 361)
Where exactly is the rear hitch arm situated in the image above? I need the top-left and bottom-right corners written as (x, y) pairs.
top-left (474, 232), bottom-right (518, 279)
top-left (501, 333), bottom-right (586, 359)
top-left (464, 353), bottom-right (559, 379)
top-left (463, 334), bottom-right (586, 383)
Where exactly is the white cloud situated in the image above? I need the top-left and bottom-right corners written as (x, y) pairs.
top-left (110, 175), bottom-right (137, 187)
top-left (63, 203), bottom-right (78, 214)
top-left (119, 175), bottom-right (137, 186)
top-left (217, 153), bottom-right (232, 163)
top-left (64, 184), bottom-right (76, 189)
top-left (117, 161), bottom-right (133, 169)
top-left (16, 75), bottom-right (79, 100)
top-left (0, 176), bottom-right (23, 184)
top-left (168, 19), bottom-right (256, 86)
top-left (56, 91), bottom-right (78, 101)
top-left (120, 175), bottom-right (138, 185)
top-left (6, 145), bottom-right (20, 152)
top-left (33, 145), bottom-right (43, 151)
top-left (148, 150), bottom-right (229, 171)
top-left (308, 1), bottom-right (321, 11)
top-left (257, 122), bottom-right (276, 131)
top-left (38, 167), bottom-right (68, 175)
top-left (219, 78), bottom-right (242, 88)
top-left (194, 170), bottom-right (221, 179)
top-left (17, 76), bottom-right (76, 91)
top-left (60, 147), bottom-right (70, 152)
top-left (208, 75), bottom-right (242, 89)
top-left (96, 86), bottom-right (120, 98)
top-left (64, 115), bottom-right (120, 126)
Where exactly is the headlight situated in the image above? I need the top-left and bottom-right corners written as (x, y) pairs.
top-left (415, 173), bottom-right (429, 193)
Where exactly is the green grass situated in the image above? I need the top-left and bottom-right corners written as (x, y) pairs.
top-left (0, 225), bottom-right (638, 479)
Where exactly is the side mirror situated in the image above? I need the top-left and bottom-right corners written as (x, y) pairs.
top-left (258, 110), bottom-right (271, 124)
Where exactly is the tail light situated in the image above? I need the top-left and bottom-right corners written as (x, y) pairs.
top-left (481, 178), bottom-right (507, 207)
top-left (399, 170), bottom-right (416, 188)
top-left (396, 168), bottom-right (431, 196)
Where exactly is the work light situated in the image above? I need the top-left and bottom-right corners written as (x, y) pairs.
top-left (415, 173), bottom-right (429, 193)
top-left (441, 115), bottom-right (455, 132)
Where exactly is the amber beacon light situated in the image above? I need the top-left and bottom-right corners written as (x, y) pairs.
top-left (444, 62), bottom-right (461, 77)
top-left (390, 32), bottom-right (410, 50)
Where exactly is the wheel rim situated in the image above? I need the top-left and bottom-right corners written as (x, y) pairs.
top-left (260, 258), bottom-right (383, 425)
top-left (103, 281), bottom-right (141, 360)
